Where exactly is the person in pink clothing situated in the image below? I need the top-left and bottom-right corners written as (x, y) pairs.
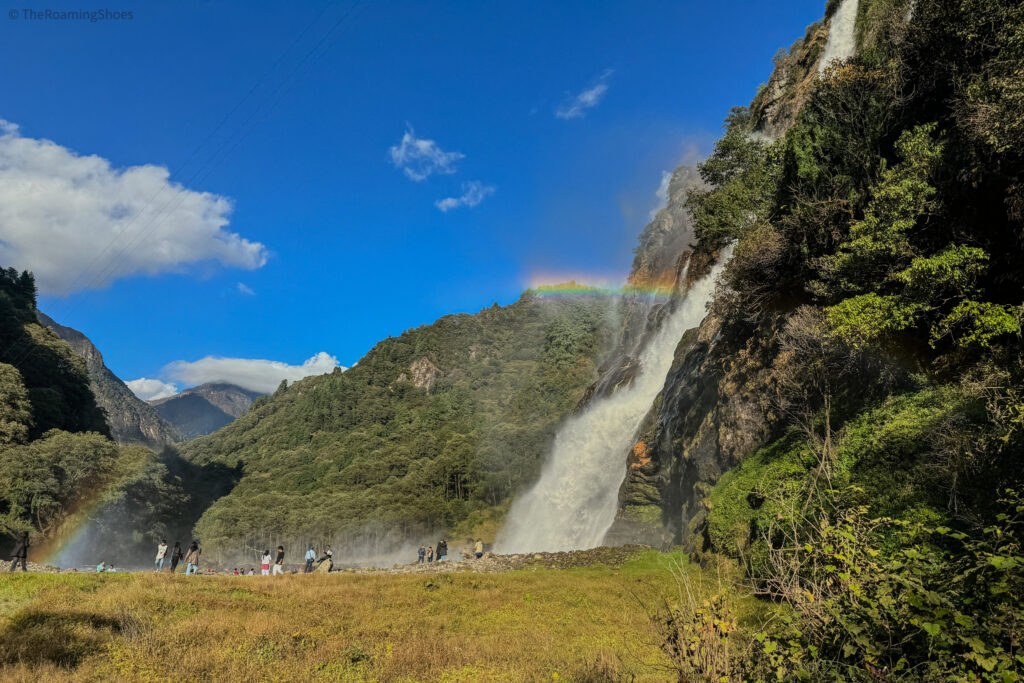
top-left (260, 550), bottom-right (271, 575)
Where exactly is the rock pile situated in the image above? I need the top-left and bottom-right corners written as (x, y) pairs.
top-left (343, 545), bottom-right (653, 575)
top-left (4, 561), bottom-right (62, 574)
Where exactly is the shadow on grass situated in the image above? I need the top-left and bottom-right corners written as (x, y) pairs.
top-left (0, 609), bottom-right (142, 668)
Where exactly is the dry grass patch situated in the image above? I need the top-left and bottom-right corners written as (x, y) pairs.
top-left (0, 551), bottom-right (756, 681)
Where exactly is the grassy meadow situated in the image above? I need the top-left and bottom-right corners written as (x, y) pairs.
top-left (0, 551), bottom-right (765, 682)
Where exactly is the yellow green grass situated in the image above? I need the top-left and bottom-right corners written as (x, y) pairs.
top-left (0, 550), bottom-right (764, 682)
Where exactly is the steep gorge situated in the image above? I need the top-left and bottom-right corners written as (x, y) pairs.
top-left (35, 312), bottom-right (181, 449)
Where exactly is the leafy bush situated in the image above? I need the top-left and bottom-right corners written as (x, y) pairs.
top-left (746, 492), bottom-right (1024, 681)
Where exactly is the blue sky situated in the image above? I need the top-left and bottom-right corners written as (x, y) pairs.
top-left (1, 0), bottom-right (824, 396)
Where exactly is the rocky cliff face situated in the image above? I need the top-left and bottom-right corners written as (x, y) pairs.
top-left (615, 310), bottom-right (788, 548)
top-left (605, 1), bottom-right (849, 548)
top-left (575, 165), bottom-right (704, 416)
top-left (35, 311), bottom-right (181, 449)
top-left (629, 165), bottom-right (703, 289)
top-left (150, 382), bottom-right (263, 439)
top-left (749, 20), bottom-right (829, 139)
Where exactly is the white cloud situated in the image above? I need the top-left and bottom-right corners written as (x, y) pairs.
top-left (555, 70), bottom-right (613, 120)
top-left (125, 378), bottom-right (179, 402)
top-left (237, 282), bottom-right (255, 296)
top-left (649, 170), bottom-right (672, 220)
top-left (0, 120), bottom-right (268, 295)
top-left (163, 351), bottom-right (343, 394)
top-left (389, 126), bottom-right (464, 182)
top-left (435, 181), bottom-right (495, 212)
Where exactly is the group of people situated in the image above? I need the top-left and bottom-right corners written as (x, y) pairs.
top-left (7, 533), bottom-right (486, 575)
top-left (153, 540), bottom-right (203, 574)
top-left (415, 539), bottom-right (484, 563)
top-left (303, 544), bottom-right (333, 573)
top-left (153, 541), bottom-right (335, 576)
top-left (258, 546), bottom-right (289, 575)
top-left (417, 539), bottom-right (447, 563)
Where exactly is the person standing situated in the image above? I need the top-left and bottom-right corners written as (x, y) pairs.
top-left (317, 545), bottom-right (334, 571)
top-left (184, 541), bottom-right (201, 576)
top-left (474, 539), bottom-right (484, 559)
top-left (426, 546), bottom-right (434, 563)
top-left (273, 546), bottom-right (285, 575)
top-left (155, 539), bottom-right (168, 571)
top-left (437, 539), bottom-right (448, 562)
top-left (260, 550), bottom-right (271, 575)
top-left (8, 532), bottom-right (28, 572)
top-left (169, 541), bottom-right (183, 573)
top-left (417, 545), bottom-right (426, 564)
top-left (304, 545), bottom-right (316, 574)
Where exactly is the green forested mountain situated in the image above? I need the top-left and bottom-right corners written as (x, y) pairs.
top-left (179, 293), bottom-right (617, 554)
top-left (0, 269), bottom-right (153, 552)
top-left (0, 270), bottom-right (109, 441)
top-left (0, 269), bottom-right (242, 564)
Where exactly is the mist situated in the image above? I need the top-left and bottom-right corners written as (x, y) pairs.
top-left (496, 249), bottom-right (732, 553)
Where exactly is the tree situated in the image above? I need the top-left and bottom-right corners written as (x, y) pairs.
top-left (686, 107), bottom-right (779, 246)
top-left (0, 364), bottom-right (32, 446)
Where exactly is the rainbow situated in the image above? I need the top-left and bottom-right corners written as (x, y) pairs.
top-left (528, 280), bottom-right (680, 299)
top-left (31, 485), bottom-right (119, 567)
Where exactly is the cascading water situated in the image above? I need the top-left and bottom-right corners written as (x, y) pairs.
top-left (496, 252), bottom-right (731, 553)
top-left (818, 0), bottom-right (860, 74)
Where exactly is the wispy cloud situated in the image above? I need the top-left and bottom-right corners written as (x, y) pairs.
top-left (435, 181), bottom-right (496, 212)
top-left (0, 120), bottom-right (267, 295)
top-left (125, 378), bottom-right (178, 401)
top-left (237, 282), bottom-right (255, 296)
top-left (162, 351), bottom-right (343, 394)
top-left (389, 126), bottom-right (464, 182)
top-left (555, 69), bottom-right (613, 120)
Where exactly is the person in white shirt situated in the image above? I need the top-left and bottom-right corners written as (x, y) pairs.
top-left (261, 550), bottom-right (271, 576)
top-left (155, 539), bottom-right (168, 572)
top-left (304, 545), bottom-right (316, 573)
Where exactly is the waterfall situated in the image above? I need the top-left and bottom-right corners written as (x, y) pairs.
top-left (496, 252), bottom-right (731, 553)
top-left (819, 0), bottom-right (860, 74)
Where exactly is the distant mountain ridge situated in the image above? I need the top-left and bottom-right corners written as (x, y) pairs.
top-left (35, 311), bottom-right (182, 449)
top-left (150, 382), bottom-right (264, 439)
